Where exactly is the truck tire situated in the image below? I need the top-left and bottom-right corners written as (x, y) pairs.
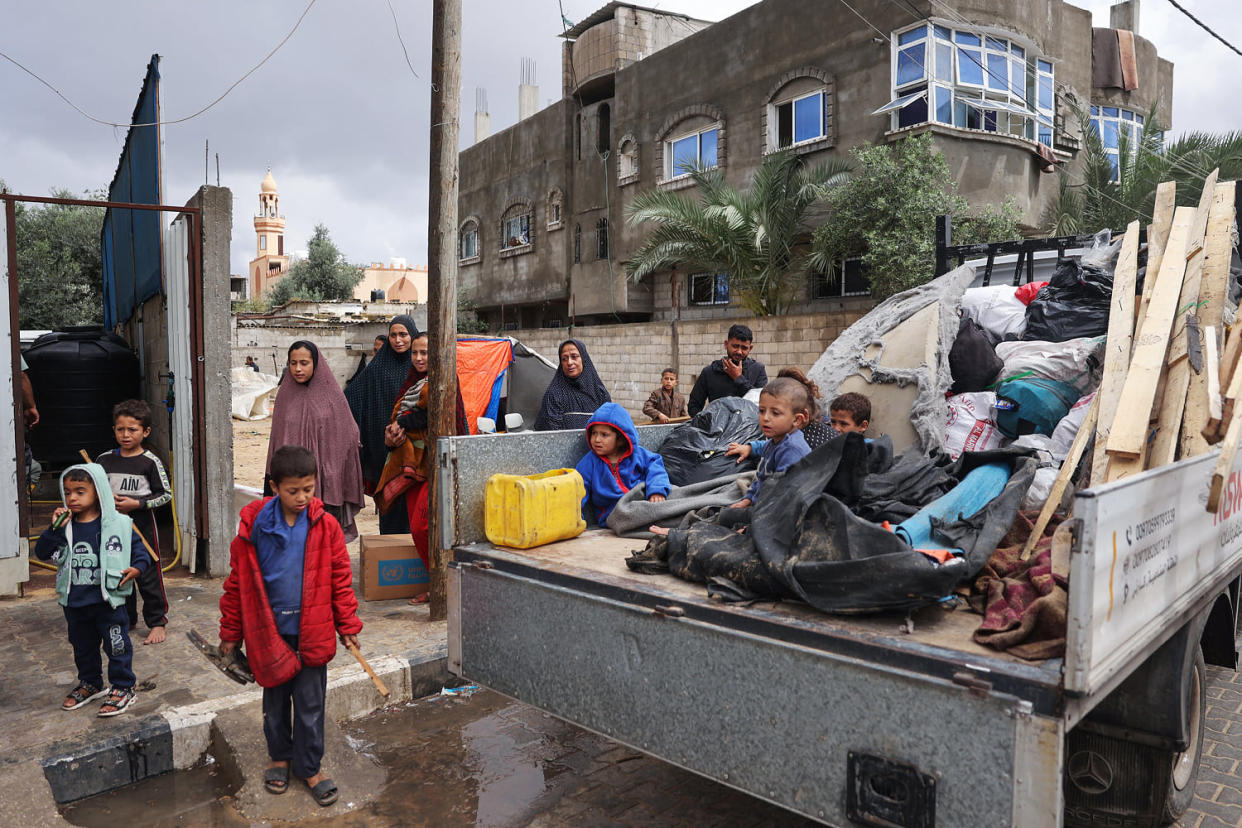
top-left (1160, 646), bottom-right (1206, 825)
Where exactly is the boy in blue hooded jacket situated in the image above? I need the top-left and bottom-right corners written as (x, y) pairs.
top-left (35, 464), bottom-right (149, 717)
top-left (575, 402), bottom-right (671, 524)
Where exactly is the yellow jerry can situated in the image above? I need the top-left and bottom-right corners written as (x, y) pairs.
top-left (484, 468), bottom-right (587, 549)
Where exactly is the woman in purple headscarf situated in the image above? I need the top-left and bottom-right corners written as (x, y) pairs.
top-left (266, 340), bottom-right (366, 540)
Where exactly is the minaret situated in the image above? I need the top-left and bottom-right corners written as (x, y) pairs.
top-left (249, 169), bottom-right (291, 298)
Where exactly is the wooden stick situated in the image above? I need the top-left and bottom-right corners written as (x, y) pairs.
top-left (1219, 326), bottom-right (1242, 428)
top-left (1106, 207), bottom-right (1195, 460)
top-left (1184, 169), bottom-right (1220, 261)
top-left (346, 642), bottom-right (390, 698)
top-left (1215, 346), bottom-right (1242, 447)
top-left (78, 448), bottom-right (159, 562)
top-left (1208, 408), bottom-right (1242, 512)
top-left (1022, 395), bottom-right (1100, 560)
top-left (1135, 181), bottom-right (1178, 330)
top-left (1201, 326), bottom-right (1223, 440)
top-left (1091, 222), bottom-right (1140, 487)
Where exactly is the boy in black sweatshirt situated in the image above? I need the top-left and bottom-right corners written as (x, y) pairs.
top-left (96, 399), bottom-right (172, 645)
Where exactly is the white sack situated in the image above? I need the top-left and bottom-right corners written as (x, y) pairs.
top-left (1049, 391), bottom-right (1096, 462)
top-left (960, 285), bottom-right (1027, 340)
top-left (994, 337), bottom-right (1105, 394)
top-left (944, 392), bottom-right (1004, 459)
top-left (1022, 466), bottom-right (1061, 510)
top-left (231, 366), bottom-right (280, 420)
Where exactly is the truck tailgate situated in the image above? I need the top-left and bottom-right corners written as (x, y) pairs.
top-left (449, 532), bottom-right (1066, 826)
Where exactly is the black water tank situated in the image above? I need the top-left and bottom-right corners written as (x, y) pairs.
top-left (24, 327), bottom-right (141, 467)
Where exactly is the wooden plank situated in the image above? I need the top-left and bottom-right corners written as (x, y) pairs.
top-left (1215, 344), bottom-right (1242, 447)
top-left (1220, 325), bottom-right (1242, 417)
top-left (1208, 408), bottom-right (1242, 512)
top-left (1184, 169), bottom-right (1220, 261)
top-left (1022, 395), bottom-right (1099, 560)
top-left (1148, 360), bottom-right (1192, 467)
top-left (1166, 173), bottom-right (1217, 367)
top-left (1193, 177), bottom-right (1231, 331)
top-left (1090, 221), bottom-right (1140, 487)
top-left (1135, 182), bottom-right (1178, 332)
top-left (1105, 206), bottom-right (1195, 459)
top-left (1200, 326), bottom-right (1223, 440)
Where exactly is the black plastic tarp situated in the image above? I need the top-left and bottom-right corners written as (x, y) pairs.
top-left (659, 397), bottom-right (761, 485)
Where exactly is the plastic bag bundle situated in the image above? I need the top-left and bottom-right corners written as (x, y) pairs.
top-left (944, 392), bottom-right (1004, 459)
top-left (994, 337), bottom-right (1105, 395)
top-left (960, 285), bottom-right (1027, 340)
top-left (659, 397), bottom-right (762, 486)
top-left (1023, 259), bottom-right (1114, 342)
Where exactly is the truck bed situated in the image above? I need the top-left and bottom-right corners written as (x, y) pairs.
top-left (454, 529), bottom-right (1065, 715)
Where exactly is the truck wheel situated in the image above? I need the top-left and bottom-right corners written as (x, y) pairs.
top-left (1161, 646), bottom-right (1206, 825)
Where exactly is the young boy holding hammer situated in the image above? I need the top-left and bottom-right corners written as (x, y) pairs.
top-left (219, 445), bottom-right (362, 807)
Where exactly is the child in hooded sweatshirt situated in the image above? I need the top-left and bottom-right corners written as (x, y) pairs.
top-left (576, 402), bottom-right (671, 525)
top-left (35, 464), bottom-right (149, 717)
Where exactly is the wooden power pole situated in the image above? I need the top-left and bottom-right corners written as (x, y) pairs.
top-left (426, 0), bottom-right (461, 622)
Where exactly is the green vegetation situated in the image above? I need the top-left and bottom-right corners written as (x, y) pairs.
top-left (267, 223), bottom-right (363, 308)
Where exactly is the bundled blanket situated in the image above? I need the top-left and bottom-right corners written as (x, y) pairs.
top-left (605, 473), bottom-right (753, 538)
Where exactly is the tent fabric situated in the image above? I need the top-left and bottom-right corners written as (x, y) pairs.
top-left (456, 338), bottom-right (514, 435)
top-left (102, 55), bottom-right (164, 329)
top-left (630, 436), bottom-right (1036, 614)
top-left (506, 341), bottom-right (557, 429)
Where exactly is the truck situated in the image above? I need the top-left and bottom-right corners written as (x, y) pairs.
top-left (442, 265), bottom-right (1241, 827)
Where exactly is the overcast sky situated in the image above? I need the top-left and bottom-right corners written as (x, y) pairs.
top-left (1, 0), bottom-right (1237, 277)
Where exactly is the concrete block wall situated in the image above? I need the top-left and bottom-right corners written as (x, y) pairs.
top-left (508, 300), bottom-right (874, 420)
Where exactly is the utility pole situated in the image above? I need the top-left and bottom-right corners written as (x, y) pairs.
top-left (426, 0), bottom-right (461, 623)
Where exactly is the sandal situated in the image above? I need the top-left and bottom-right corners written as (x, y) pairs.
top-left (62, 682), bottom-right (106, 711)
top-left (97, 686), bottom-right (136, 717)
top-left (309, 778), bottom-right (339, 807)
top-left (264, 765), bottom-right (289, 795)
top-left (407, 593), bottom-right (429, 605)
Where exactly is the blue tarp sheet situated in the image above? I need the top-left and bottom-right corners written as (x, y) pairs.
top-left (101, 55), bottom-right (163, 329)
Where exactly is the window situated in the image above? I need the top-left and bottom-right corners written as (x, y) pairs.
top-left (499, 202), bottom-right (533, 252)
top-left (597, 104), bottom-right (611, 153)
top-left (547, 188), bottom-right (564, 229)
top-left (688, 272), bottom-right (729, 306)
top-left (573, 224), bottom-right (581, 263)
top-left (774, 90), bottom-right (827, 148)
top-left (1090, 105), bottom-right (1152, 181)
top-left (596, 218), bottom-right (608, 260)
top-left (665, 126), bottom-right (719, 179)
top-left (459, 218), bottom-right (479, 261)
top-left (881, 22), bottom-right (1054, 147)
top-left (278, 235), bottom-right (284, 256)
top-left (575, 114), bottom-right (582, 161)
top-left (618, 136), bottom-right (639, 183)
top-left (260, 236), bottom-right (267, 251)
top-left (812, 259), bottom-right (870, 299)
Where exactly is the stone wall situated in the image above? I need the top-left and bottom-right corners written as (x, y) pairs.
top-left (509, 300), bottom-right (873, 419)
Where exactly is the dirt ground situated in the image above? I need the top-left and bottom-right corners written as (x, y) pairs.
top-left (232, 417), bottom-right (380, 539)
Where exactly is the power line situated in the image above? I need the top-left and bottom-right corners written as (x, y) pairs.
top-left (386, 0), bottom-right (427, 86)
top-left (0, 0), bottom-right (317, 128)
top-left (1163, 0), bottom-right (1242, 58)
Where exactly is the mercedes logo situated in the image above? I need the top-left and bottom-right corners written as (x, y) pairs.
top-left (1067, 750), bottom-right (1114, 795)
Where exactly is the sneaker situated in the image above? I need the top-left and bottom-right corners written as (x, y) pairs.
top-left (97, 687), bottom-right (136, 718)
top-left (62, 682), bottom-right (106, 711)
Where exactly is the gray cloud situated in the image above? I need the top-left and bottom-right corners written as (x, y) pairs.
top-left (0, 0), bottom-right (1235, 279)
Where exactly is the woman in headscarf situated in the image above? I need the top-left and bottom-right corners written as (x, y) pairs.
top-left (377, 332), bottom-right (468, 603)
top-left (265, 341), bottom-right (367, 540)
top-left (533, 339), bottom-right (611, 431)
top-left (345, 315), bottom-right (416, 533)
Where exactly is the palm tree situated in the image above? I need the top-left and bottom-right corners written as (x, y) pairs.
top-left (1045, 104), bottom-right (1242, 235)
top-left (624, 149), bottom-right (853, 316)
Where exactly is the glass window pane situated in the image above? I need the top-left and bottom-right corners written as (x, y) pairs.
top-left (1090, 118), bottom-right (1100, 136)
top-left (1107, 152), bottom-right (1119, 179)
top-left (956, 31), bottom-right (981, 46)
top-left (897, 26), bottom-right (927, 45)
top-left (1011, 44), bottom-right (1025, 58)
top-left (934, 85), bottom-right (952, 124)
top-left (897, 43), bottom-right (926, 86)
top-left (1103, 106), bottom-right (1119, 117)
top-left (986, 52), bottom-right (1008, 90)
top-left (793, 93), bottom-right (823, 142)
top-left (1037, 59), bottom-right (1053, 73)
top-left (958, 47), bottom-right (984, 85)
top-left (1102, 121), bottom-right (1119, 149)
top-left (1010, 57), bottom-right (1025, 97)
top-left (1121, 109), bottom-right (1134, 121)
top-left (934, 25), bottom-right (951, 40)
top-left (935, 42), bottom-right (953, 82)
top-left (671, 135), bottom-right (697, 175)
top-left (1090, 105), bottom-right (1099, 115)
top-left (1037, 76), bottom-right (1053, 110)
top-left (714, 273), bottom-right (729, 304)
top-left (1039, 127), bottom-right (1052, 146)
top-left (1136, 114), bottom-right (1144, 125)
top-left (897, 94), bottom-right (928, 128)
top-left (700, 129), bottom-right (718, 168)
top-left (986, 37), bottom-right (1007, 51)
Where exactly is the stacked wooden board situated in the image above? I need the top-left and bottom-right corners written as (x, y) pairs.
top-left (1022, 174), bottom-right (1237, 557)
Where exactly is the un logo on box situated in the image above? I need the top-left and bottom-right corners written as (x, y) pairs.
top-left (378, 557), bottom-right (428, 586)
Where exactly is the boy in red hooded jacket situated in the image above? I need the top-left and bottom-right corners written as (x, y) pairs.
top-left (219, 445), bottom-right (362, 808)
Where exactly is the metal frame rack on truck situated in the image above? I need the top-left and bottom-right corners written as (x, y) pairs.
top-left (443, 422), bottom-right (1241, 826)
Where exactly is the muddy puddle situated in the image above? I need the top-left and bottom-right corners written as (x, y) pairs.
top-left (62, 687), bottom-right (808, 826)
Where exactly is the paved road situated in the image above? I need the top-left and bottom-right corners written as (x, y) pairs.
top-left (1187, 665), bottom-right (1242, 827)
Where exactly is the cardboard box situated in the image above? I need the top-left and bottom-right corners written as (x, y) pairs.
top-left (359, 534), bottom-right (429, 601)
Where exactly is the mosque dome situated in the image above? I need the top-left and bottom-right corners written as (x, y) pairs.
top-left (260, 170), bottom-right (278, 193)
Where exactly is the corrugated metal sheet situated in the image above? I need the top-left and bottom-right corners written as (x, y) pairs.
top-left (163, 216), bottom-right (197, 570)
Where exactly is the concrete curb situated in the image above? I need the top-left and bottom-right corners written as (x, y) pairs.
top-left (40, 644), bottom-right (451, 804)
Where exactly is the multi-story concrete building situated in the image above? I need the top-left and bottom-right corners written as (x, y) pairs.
top-left (458, 0), bottom-right (1172, 329)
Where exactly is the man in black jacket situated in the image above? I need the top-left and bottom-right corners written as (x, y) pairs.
top-left (687, 324), bottom-right (768, 415)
